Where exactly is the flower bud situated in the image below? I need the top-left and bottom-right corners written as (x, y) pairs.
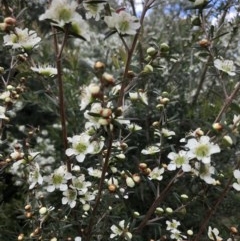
top-left (198, 39), bottom-right (211, 48)
top-left (94, 61), bottom-right (105, 72)
top-left (212, 122), bottom-right (223, 131)
top-left (126, 176), bottom-right (135, 187)
top-left (133, 211), bottom-right (140, 218)
top-left (160, 43), bottom-right (170, 52)
top-left (108, 184), bottom-right (117, 192)
top-left (187, 230), bottom-right (194, 236)
top-left (142, 167), bottom-right (151, 175)
top-left (155, 207), bottom-right (164, 215)
top-left (89, 83), bottom-right (101, 97)
top-left (139, 162), bottom-right (147, 170)
top-left (223, 135), bottom-right (233, 146)
top-left (230, 226), bottom-right (238, 234)
top-left (83, 204), bottom-right (90, 211)
top-left (116, 153), bottom-right (126, 160)
top-left (180, 194), bottom-right (188, 200)
top-left (147, 47), bottom-right (157, 56)
top-left (165, 207), bottom-right (173, 213)
top-left (39, 207), bottom-right (47, 215)
top-left (102, 72), bottom-right (115, 86)
top-left (25, 212), bottom-right (33, 218)
top-left (132, 174), bottom-right (141, 183)
top-left (18, 233), bottom-right (24, 241)
top-left (0, 66), bottom-right (4, 74)
top-left (24, 204), bottom-right (31, 211)
top-left (100, 108), bottom-right (112, 118)
top-left (143, 64), bottom-right (153, 73)
top-left (4, 17), bottom-right (16, 25)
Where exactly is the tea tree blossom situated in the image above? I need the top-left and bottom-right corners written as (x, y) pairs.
top-left (46, 165), bottom-right (72, 192)
top-left (208, 226), bottom-right (223, 241)
top-left (62, 188), bottom-right (78, 208)
top-left (185, 136), bottom-right (220, 164)
top-left (141, 144), bottom-right (160, 155)
top-left (166, 219), bottom-right (180, 232)
top-left (0, 106), bottom-right (7, 120)
top-left (149, 167), bottom-right (165, 181)
top-left (65, 133), bottom-right (94, 162)
top-left (214, 59), bottom-right (236, 76)
top-left (3, 27), bottom-right (41, 50)
top-left (39, 0), bottom-right (90, 40)
top-left (104, 11), bottom-right (140, 35)
top-left (31, 65), bottom-right (57, 76)
top-left (83, 1), bottom-right (105, 21)
top-left (29, 163), bottom-right (43, 189)
top-left (194, 162), bottom-right (216, 184)
top-left (71, 175), bottom-right (91, 195)
top-left (161, 128), bottom-right (176, 139)
top-left (233, 169), bottom-right (240, 191)
top-left (167, 150), bottom-right (191, 172)
top-left (39, 0), bottom-right (78, 26)
top-left (110, 220), bottom-right (132, 240)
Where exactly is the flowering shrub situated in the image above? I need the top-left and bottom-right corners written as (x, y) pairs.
top-left (0, 0), bottom-right (240, 241)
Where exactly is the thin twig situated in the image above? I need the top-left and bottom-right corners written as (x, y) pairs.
top-left (135, 170), bottom-right (183, 232)
top-left (84, 129), bottom-right (113, 241)
top-left (52, 26), bottom-right (71, 172)
top-left (193, 152), bottom-right (240, 241)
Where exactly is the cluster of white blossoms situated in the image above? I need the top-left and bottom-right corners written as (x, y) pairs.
top-left (167, 134), bottom-right (221, 184)
top-left (39, 0), bottom-right (90, 40)
top-left (166, 219), bottom-right (187, 241)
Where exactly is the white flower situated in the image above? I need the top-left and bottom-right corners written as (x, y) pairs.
top-left (208, 226), bottom-right (222, 241)
top-left (74, 237), bottom-right (81, 241)
top-left (141, 144), bottom-right (160, 155)
top-left (29, 163), bottom-right (43, 189)
top-left (233, 169), bottom-right (240, 191)
top-left (65, 133), bottom-right (94, 162)
top-left (88, 167), bottom-right (102, 178)
top-left (185, 136), bottom-right (220, 164)
top-left (79, 191), bottom-right (96, 205)
top-left (166, 219), bottom-right (180, 232)
top-left (83, 1), bottom-right (105, 21)
top-left (214, 59), bottom-right (236, 76)
top-left (149, 167), bottom-right (165, 181)
top-left (104, 11), bottom-right (140, 35)
top-left (62, 188), bottom-right (78, 208)
top-left (39, 0), bottom-right (90, 40)
top-left (39, 0), bottom-right (78, 26)
top-left (31, 65), bottom-right (57, 76)
top-left (167, 150), bottom-right (191, 172)
top-left (84, 103), bottom-right (103, 127)
top-left (3, 27), bottom-right (41, 50)
top-left (110, 220), bottom-right (132, 240)
top-left (45, 165), bottom-right (72, 192)
top-left (0, 106), bottom-right (8, 120)
top-left (233, 114), bottom-right (240, 126)
top-left (161, 128), bottom-right (175, 139)
top-left (72, 175), bottom-right (91, 195)
top-left (127, 123), bottom-right (142, 131)
top-left (170, 229), bottom-right (187, 241)
top-left (194, 162), bottom-right (216, 184)
top-left (129, 91), bottom-right (148, 105)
